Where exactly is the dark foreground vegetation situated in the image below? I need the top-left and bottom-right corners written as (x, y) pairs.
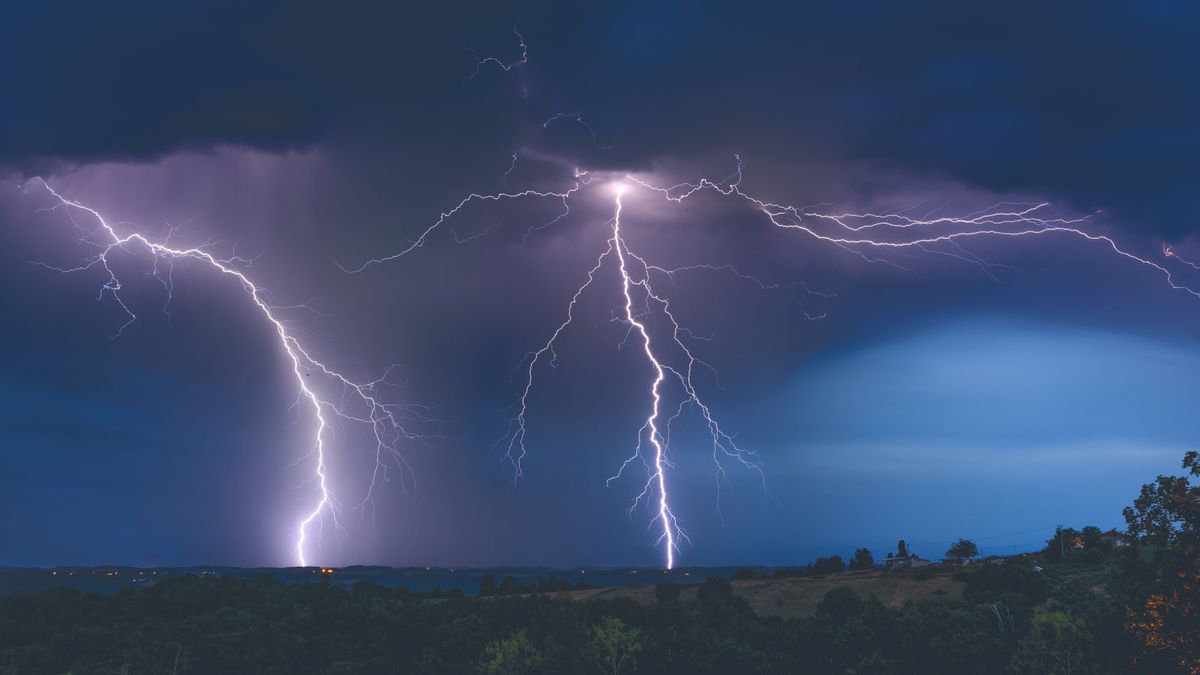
top-left (2, 452), bottom-right (1197, 675)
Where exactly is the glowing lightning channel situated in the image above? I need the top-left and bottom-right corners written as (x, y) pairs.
top-left (348, 152), bottom-right (1200, 569)
top-left (625, 163), bottom-right (1200, 301)
top-left (611, 186), bottom-right (676, 567)
top-left (351, 31), bottom-right (1200, 568)
top-left (350, 172), bottom-right (769, 568)
top-left (468, 25), bottom-right (528, 79)
top-left (27, 180), bottom-right (427, 567)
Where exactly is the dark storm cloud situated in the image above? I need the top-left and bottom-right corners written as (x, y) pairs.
top-left (4, 1), bottom-right (1198, 233)
top-left (3, 1), bottom-right (1200, 568)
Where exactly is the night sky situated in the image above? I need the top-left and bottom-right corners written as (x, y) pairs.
top-left (2, 1), bottom-right (1199, 568)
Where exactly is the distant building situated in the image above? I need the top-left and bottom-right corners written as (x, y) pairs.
top-left (885, 553), bottom-right (933, 570)
top-left (1100, 529), bottom-right (1131, 549)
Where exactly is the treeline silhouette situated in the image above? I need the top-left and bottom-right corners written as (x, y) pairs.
top-left (0, 451), bottom-right (1195, 674)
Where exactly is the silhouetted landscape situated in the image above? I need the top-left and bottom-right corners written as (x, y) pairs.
top-left (3, 451), bottom-right (1196, 674)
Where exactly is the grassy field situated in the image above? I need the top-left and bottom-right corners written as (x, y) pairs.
top-left (560, 568), bottom-right (965, 618)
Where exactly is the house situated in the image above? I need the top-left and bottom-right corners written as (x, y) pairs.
top-left (885, 553), bottom-right (933, 570)
top-left (1100, 529), bottom-right (1131, 549)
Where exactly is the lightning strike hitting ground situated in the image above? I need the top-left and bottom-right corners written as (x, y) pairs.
top-left (349, 152), bottom-right (1200, 569)
top-left (25, 180), bottom-right (428, 568)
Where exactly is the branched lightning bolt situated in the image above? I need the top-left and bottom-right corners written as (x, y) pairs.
top-left (468, 25), bottom-right (528, 80)
top-left (543, 111), bottom-right (613, 150)
top-left (26, 180), bottom-right (428, 567)
top-left (627, 162), bottom-right (1200, 301)
top-left (500, 238), bottom-right (611, 480)
top-left (340, 185), bottom-right (581, 274)
top-left (23, 24), bottom-right (1196, 573)
top-left (347, 149), bottom-right (1200, 568)
top-left (341, 20), bottom-right (1200, 569)
top-left (348, 173), bottom-right (776, 567)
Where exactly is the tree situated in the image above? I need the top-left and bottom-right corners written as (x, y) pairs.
top-left (1044, 527), bottom-right (1083, 563)
top-left (696, 576), bottom-right (733, 605)
top-left (1080, 525), bottom-right (1108, 552)
top-left (849, 548), bottom-right (875, 571)
top-left (654, 581), bottom-right (681, 603)
top-left (1123, 451), bottom-right (1200, 565)
top-left (731, 567), bottom-right (764, 580)
top-left (816, 586), bottom-right (864, 623)
top-left (589, 617), bottom-right (641, 675)
top-left (1007, 611), bottom-right (1095, 675)
top-left (1122, 450), bottom-right (1200, 673)
top-left (498, 575), bottom-right (528, 596)
top-left (897, 539), bottom-right (908, 558)
top-left (810, 555), bottom-right (846, 575)
top-left (946, 539), bottom-right (979, 563)
top-left (478, 574), bottom-right (497, 597)
top-left (481, 631), bottom-right (542, 675)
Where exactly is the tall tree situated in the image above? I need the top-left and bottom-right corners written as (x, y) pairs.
top-left (1122, 451), bottom-right (1200, 674)
top-left (589, 617), bottom-right (641, 675)
top-left (897, 539), bottom-right (909, 558)
top-left (849, 548), bottom-right (875, 571)
top-left (481, 631), bottom-right (542, 675)
top-left (1007, 611), bottom-right (1096, 675)
top-left (1044, 527), bottom-right (1083, 563)
top-left (1080, 525), bottom-right (1107, 551)
top-left (479, 574), bottom-right (497, 597)
top-left (946, 538), bottom-right (979, 563)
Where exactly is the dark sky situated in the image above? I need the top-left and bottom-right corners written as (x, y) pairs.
top-left (2, 1), bottom-right (1199, 568)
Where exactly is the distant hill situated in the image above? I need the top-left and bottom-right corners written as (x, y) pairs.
top-left (0, 564), bottom-right (766, 596)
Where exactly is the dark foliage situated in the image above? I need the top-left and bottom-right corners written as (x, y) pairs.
top-left (653, 582), bottom-right (680, 604)
top-left (810, 556), bottom-right (846, 575)
top-left (1121, 450), bottom-right (1200, 673)
top-left (4, 452), bottom-right (1196, 674)
top-left (848, 548), bottom-right (875, 571)
top-left (0, 574), bottom-right (1039, 675)
top-left (945, 539), bottom-right (979, 563)
top-left (731, 567), bottom-right (766, 581)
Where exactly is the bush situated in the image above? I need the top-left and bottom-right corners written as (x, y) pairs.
top-left (731, 567), bottom-right (765, 580)
top-left (811, 556), bottom-right (846, 575)
top-left (654, 581), bottom-right (680, 603)
top-left (960, 564), bottom-right (1049, 605)
top-left (816, 586), bottom-right (864, 622)
top-left (479, 574), bottom-right (497, 596)
top-left (696, 576), bottom-right (733, 605)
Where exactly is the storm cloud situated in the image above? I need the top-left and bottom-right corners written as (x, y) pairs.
top-left (2, 1), bottom-right (1199, 567)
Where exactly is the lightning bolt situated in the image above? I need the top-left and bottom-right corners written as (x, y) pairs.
top-left (468, 25), bottom-right (528, 82)
top-left (19, 24), bottom-right (1197, 573)
top-left (610, 186), bottom-right (677, 564)
top-left (1164, 244), bottom-right (1200, 272)
top-left (543, 111), bottom-right (613, 150)
top-left (25, 179), bottom-right (427, 567)
top-left (626, 162), bottom-right (1200, 301)
top-left (346, 151), bottom-right (1200, 569)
